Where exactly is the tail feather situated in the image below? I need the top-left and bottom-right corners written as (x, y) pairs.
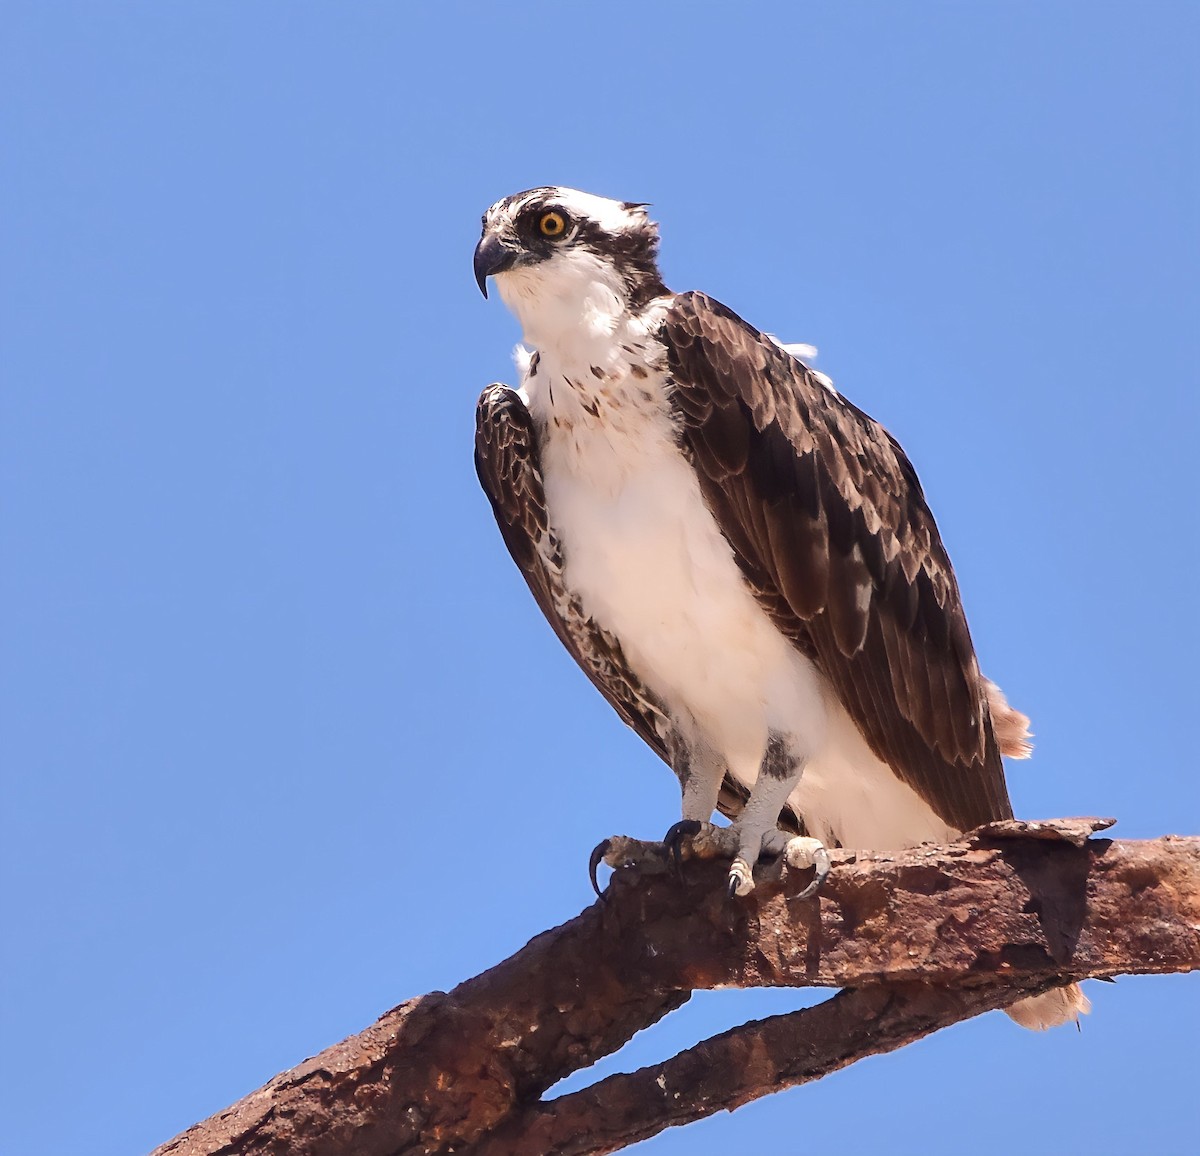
top-left (985, 678), bottom-right (1033, 760)
top-left (1006, 983), bottom-right (1091, 1030)
top-left (982, 681), bottom-right (1087, 1029)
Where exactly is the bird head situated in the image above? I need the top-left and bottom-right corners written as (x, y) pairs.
top-left (474, 188), bottom-right (667, 338)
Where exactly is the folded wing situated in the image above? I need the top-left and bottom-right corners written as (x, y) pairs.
top-left (662, 292), bottom-right (1012, 831)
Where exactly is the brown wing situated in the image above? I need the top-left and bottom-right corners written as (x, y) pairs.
top-left (662, 292), bottom-right (1013, 831)
top-left (474, 383), bottom-right (805, 835)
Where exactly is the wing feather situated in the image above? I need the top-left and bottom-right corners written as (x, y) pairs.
top-left (662, 292), bottom-right (1012, 831)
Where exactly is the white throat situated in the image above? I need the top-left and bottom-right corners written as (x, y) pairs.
top-left (495, 249), bottom-right (637, 367)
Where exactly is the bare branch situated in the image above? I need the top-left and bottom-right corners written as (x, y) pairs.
top-left (152, 823), bottom-right (1200, 1156)
top-left (476, 979), bottom-right (1053, 1156)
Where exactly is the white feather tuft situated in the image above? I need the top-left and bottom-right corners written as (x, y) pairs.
top-left (985, 678), bottom-right (1034, 759)
top-left (767, 334), bottom-right (838, 396)
top-left (1006, 985), bottom-right (1092, 1030)
top-left (768, 334), bottom-right (819, 361)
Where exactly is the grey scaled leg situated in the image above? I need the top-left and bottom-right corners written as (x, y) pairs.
top-left (725, 733), bottom-right (828, 898)
top-left (662, 731), bottom-right (727, 870)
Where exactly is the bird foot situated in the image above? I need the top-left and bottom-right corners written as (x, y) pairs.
top-left (588, 835), bottom-right (673, 897)
top-left (589, 826), bottom-right (828, 901)
top-left (781, 835), bottom-right (831, 901)
top-left (666, 820), bottom-right (774, 898)
top-left (722, 828), bottom-right (828, 898)
top-left (663, 819), bottom-right (739, 867)
top-left (588, 823), bottom-right (739, 897)
top-left (663, 821), bottom-right (759, 897)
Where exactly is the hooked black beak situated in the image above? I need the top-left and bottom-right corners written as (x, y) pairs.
top-left (473, 234), bottom-right (519, 298)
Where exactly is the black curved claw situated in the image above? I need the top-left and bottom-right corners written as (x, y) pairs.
top-left (662, 819), bottom-right (703, 875)
top-left (727, 872), bottom-right (741, 899)
top-left (791, 846), bottom-right (832, 902)
top-left (588, 838), bottom-right (613, 899)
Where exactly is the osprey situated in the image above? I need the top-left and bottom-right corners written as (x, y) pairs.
top-left (473, 187), bottom-right (1087, 1029)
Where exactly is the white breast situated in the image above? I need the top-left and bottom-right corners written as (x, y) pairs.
top-left (530, 346), bottom-right (825, 783)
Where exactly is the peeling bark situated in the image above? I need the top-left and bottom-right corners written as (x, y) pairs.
top-left (152, 822), bottom-right (1200, 1156)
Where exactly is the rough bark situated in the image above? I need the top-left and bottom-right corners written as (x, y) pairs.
top-left (475, 979), bottom-right (1052, 1156)
top-left (152, 821), bottom-right (1200, 1156)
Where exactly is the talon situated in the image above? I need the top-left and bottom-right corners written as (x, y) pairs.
top-left (727, 857), bottom-right (754, 898)
top-left (786, 838), bottom-right (832, 902)
top-left (588, 838), bottom-right (613, 898)
top-left (663, 819), bottom-right (703, 874)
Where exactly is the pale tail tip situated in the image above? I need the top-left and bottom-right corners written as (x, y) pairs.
top-left (1006, 984), bottom-right (1092, 1031)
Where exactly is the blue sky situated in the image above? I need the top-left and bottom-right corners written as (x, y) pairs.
top-left (2, 3), bottom-right (1197, 1153)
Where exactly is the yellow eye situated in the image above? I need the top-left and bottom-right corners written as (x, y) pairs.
top-left (538, 210), bottom-right (567, 238)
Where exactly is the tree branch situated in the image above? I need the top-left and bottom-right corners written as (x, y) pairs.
top-left (475, 979), bottom-right (1068, 1156)
top-left (152, 821), bottom-right (1200, 1156)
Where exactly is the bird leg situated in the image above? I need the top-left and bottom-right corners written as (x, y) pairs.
top-left (602, 725), bottom-right (730, 881)
top-left (590, 733), bottom-right (830, 900)
top-left (588, 723), bottom-right (724, 896)
top-left (725, 734), bottom-right (822, 898)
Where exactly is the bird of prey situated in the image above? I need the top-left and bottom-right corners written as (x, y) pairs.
top-left (472, 187), bottom-right (1087, 1029)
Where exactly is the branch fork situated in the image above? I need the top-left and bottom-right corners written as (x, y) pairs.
top-left (153, 819), bottom-right (1200, 1156)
